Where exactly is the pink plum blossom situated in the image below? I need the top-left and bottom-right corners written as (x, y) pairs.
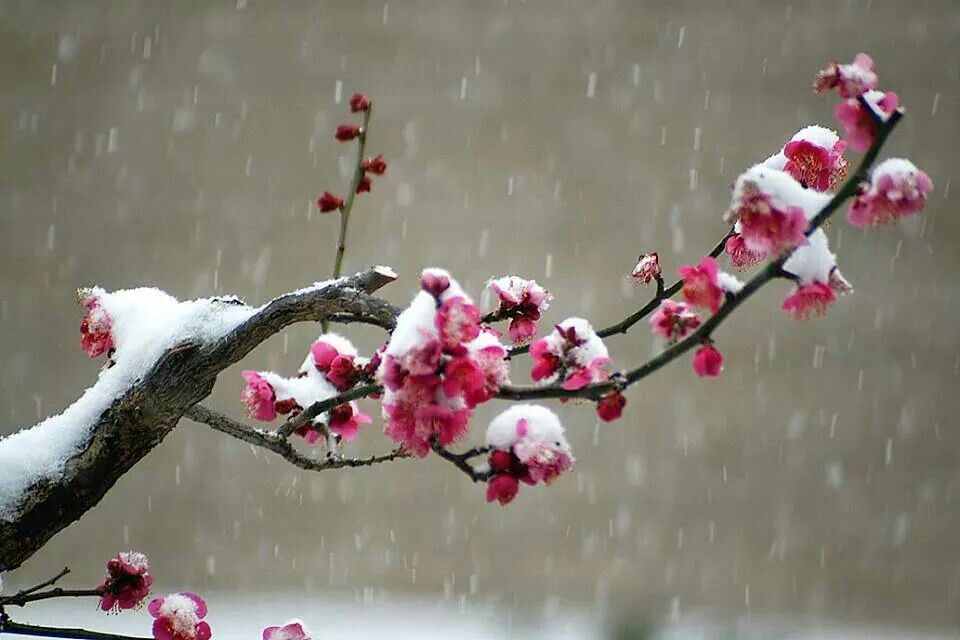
top-left (848, 159), bottom-right (933, 227)
top-left (649, 300), bottom-right (701, 342)
top-left (487, 276), bottom-right (552, 345)
top-left (148, 593), bottom-right (211, 640)
top-left (692, 345), bottom-right (724, 378)
top-left (263, 620), bottom-right (312, 640)
top-left (241, 371), bottom-right (277, 421)
top-left (724, 233), bottom-right (766, 269)
top-left (486, 473), bottom-right (520, 505)
top-left (310, 336), bottom-right (360, 391)
top-left (835, 90), bottom-right (899, 152)
top-left (528, 318), bottom-right (611, 389)
top-left (98, 551), bottom-right (153, 613)
top-left (781, 282), bottom-right (837, 321)
top-left (596, 391), bottom-right (626, 422)
top-left (436, 296), bottom-right (481, 353)
top-left (327, 403), bottom-right (372, 441)
top-left (725, 184), bottom-right (808, 257)
top-left (79, 293), bottom-right (114, 358)
top-left (630, 253), bottom-right (662, 285)
top-left (814, 53), bottom-right (878, 98)
top-left (678, 257), bottom-right (725, 313)
top-left (783, 138), bottom-right (848, 191)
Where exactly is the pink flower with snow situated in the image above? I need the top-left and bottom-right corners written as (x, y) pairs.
top-left (530, 338), bottom-right (561, 382)
top-left (783, 138), bottom-right (848, 191)
top-left (814, 53), bottom-right (878, 98)
top-left (263, 620), bottom-right (312, 640)
top-left (436, 296), bottom-right (481, 353)
top-left (241, 371), bottom-right (277, 421)
top-left (724, 232), bottom-right (766, 269)
top-left (781, 282), bottom-right (837, 321)
top-left (98, 551), bottom-right (153, 613)
top-left (442, 356), bottom-right (488, 406)
top-left (487, 276), bottom-right (552, 345)
top-left (148, 593), bottom-right (211, 640)
top-left (848, 158), bottom-right (933, 228)
top-left (309, 336), bottom-right (360, 391)
top-left (561, 356), bottom-right (611, 391)
top-left (327, 403), bottom-right (372, 441)
top-left (678, 257), bottom-right (725, 313)
top-left (835, 90), bottom-right (899, 152)
top-left (513, 439), bottom-right (574, 485)
top-left (630, 252), bottom-right (662, 285)
top-left (738, 205), bottom-right (808, 257)
top-left (692, 344), bottom-right (724, 378)
top-left (415, 404), bottom-right (471, 450)
top-left (79, 293), bottom-right (114, 358)
top-left (649, 300), bottom-right (701, 342)
top-left (596, 391), bottom-right (626, 422)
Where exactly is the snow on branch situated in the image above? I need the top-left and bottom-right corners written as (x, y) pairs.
top-left (0, 267), bottom-right (398, 572)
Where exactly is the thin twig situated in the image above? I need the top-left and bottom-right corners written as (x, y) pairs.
top-left (276, 383), bottom-right (382, 439)
top-left (0, 567), bottom-right (71, 606)
top-left (430, 437), bottom-right (492, 482)
top-left (1, 588), bottom-right (102, 608)
top-left (184, 404), bottom-right (408, 472)
top-left (507, 229), bottom-right (733, 358)
top-left (323, 105), bottom-right (375, 334)
top-left (0, 616), bottom-right (150, 640)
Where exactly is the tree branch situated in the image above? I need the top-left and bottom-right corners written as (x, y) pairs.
top-left (430, 437), bottom-right (492, 482)
top-left (0, 267), bottom-right (399, 572)
top-left (497, 108), bottom-right (903, 403)
top-left (0, 616), bottom-right (150, 640)
top-left (184, 405), bottom-right (409, 472)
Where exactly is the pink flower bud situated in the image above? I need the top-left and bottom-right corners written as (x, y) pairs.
top-left (334, 124), bottom-right (361, 142)
top-left (349, 93), bottom-right (370, 113)
top-left (316, 191), bottom-right (343, 212)
top-left (692, 344), bottom-right (724, 378)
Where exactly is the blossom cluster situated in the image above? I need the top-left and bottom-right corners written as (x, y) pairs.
top-left (241, 333), bottom-right (373, 444)
top-left (483, 405), bottom-right (575, 505)
top-left (317, 92), bottom-right (387, 212)
top-left (486, 275), bottom-right (552, 344)
top-left (378, 269), bottom-right (510, 457)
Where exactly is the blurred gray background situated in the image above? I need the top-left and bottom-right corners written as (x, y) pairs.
top-left (2, 0), bottom-right (959, 636)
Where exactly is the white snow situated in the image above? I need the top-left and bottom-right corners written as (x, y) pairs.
top-left (783, 229), bottom-right (837, 284)
top-left (717, 271), bottom-right (745, 294)
top-left (0, 288), bottom-right (257, 521)
top-left (727, 165), bottom-right (832, 223)
top-left (384, 290), bottom-right (438, 359)
top-left (485, 404), bottom-right (568, 451)
top-left (871, 157), bottom-right (923, 182)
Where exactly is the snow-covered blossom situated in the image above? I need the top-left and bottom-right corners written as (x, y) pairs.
top-left (630, 253), bottom-right (661, 285)
top-left (325, 403), bottom-right (372, 441)
top-left (649, 300), bottom-right (701, 342)
top-left (306, 334), bottom-right (361, 392)
top-left (349, 93), bottom-right (370, 113)
top-left (848, 158), bottom-right (933, 227)
top-left (724, 231), bottom-right (765, 269)
top-left (814, 53), bottom-right (878, 98)
top-left (486, 276), bottom-right (552, 345)
top-left (316, 191), bottom-right (343, 213)
top-left (148, 593), bottom-right (211, 640)
top-left (835, 90), bottom-right (899, 152)
top-left (335, 124), bottom-right (361, 142)
top-left (263, 620), bottom-right (313, 640)
top-left (678, 257), bottom-right (725, 313)
top-left (528, 318), bottom-right (610, 389)
top-left (781, 229), bottom-right (853, 319)
top-left (79, 291), bottom-right (114, 358)
top-left (378, 269), bottom-right (509, 457)
top-left (692, 345), bottom-right (724, 378)
top-left (763, 126), bottom-right (849, 192)
top-left (361, 154), bottom-right (387, 175)
top-left (241, 371), bottom-right (278, 421)
top-left (596, 391), bottom-right (626, 422)
top-left (98, 551), bottom-right (153, 613)
top-left (484, 405), bottom-right (575, 505)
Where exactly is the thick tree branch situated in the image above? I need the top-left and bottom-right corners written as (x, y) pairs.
top-left (0, 267), bottom-right (399, 572)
